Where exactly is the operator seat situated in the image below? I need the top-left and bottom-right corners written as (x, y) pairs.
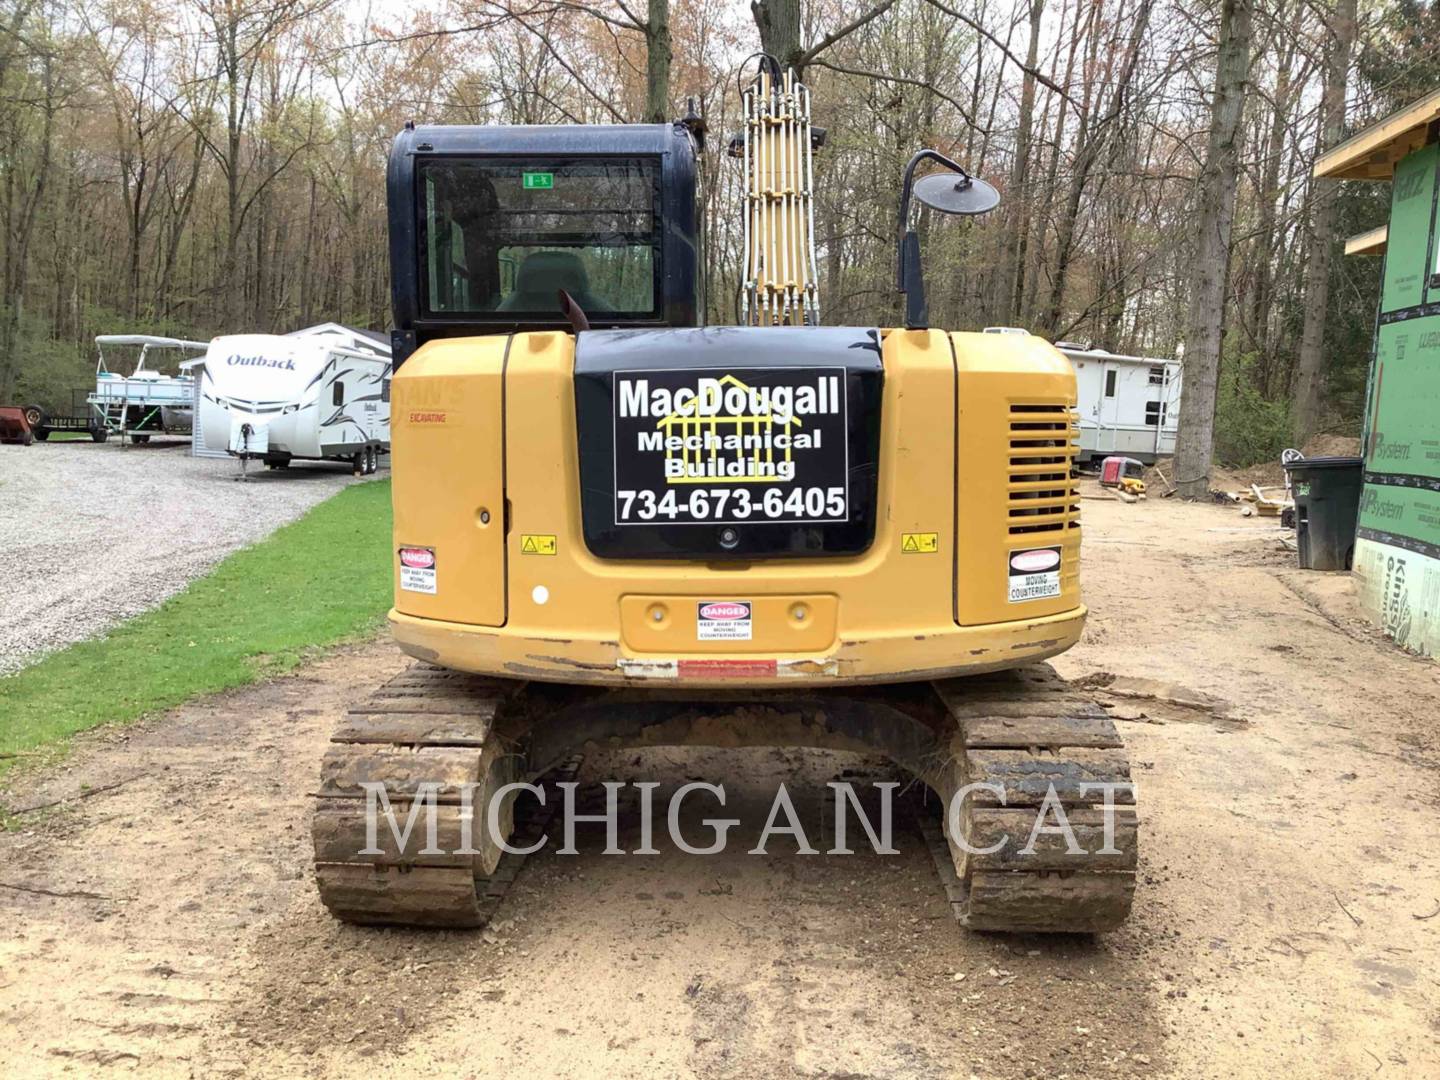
top-left (496, 251), bottom-right (611, 313)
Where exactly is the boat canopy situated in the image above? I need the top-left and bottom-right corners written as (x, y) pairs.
top-left (95, 335), bottom-right (210, 350)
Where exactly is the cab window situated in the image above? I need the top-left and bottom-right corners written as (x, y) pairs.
top-left (421, 159), bottom-right (660, 319)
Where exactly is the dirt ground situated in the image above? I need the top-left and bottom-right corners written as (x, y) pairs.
top-left (1147, 433), bottom-right (1363, 493)
top-left (2, 491), bottom-right (1438, 1078)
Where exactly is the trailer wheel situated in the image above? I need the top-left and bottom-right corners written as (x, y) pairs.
top-left (364, 445), bottom-right (377, 475)
top-left (33, 428), bottom-right (49, 441)
top-left (130, 433), bottom-right (151, 445)
top-left (90, 426), bottom-right (108, 443)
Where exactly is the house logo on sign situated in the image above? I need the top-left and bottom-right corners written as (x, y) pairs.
top-left (656, 374), bottom-right (803, 485)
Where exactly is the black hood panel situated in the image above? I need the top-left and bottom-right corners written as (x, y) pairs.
top-left (574, 326), bottom-right (884, 559)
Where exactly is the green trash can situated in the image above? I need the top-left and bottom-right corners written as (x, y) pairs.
top-left (1283, 456), bottom-right (1364, 571)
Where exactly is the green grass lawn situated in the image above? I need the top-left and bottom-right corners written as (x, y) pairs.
top-left (0, 479), bottom-right (393, 778)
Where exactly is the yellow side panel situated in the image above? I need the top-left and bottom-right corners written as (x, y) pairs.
top-left (390, 336), bottom-right (509, 627)
top-left (951, 332), bottom-right (1081, 626)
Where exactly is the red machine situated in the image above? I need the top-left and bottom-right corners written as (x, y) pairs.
top-left (1099, 455), bottom-right (1145, 488)
top-left (0, 405), bottom-right (36, 445)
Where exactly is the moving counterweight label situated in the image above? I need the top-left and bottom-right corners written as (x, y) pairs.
top-left (696, 600), bottom-right (753, 641)
top-left (398, 546), bottom-right (437, 594)
top-left (1007, 546), bottom-right (1061, 602)
top-left (612, 367), bottom-right (849, 525)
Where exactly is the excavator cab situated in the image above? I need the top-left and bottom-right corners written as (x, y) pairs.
top-left (387, 122), bottom-right (701, 364)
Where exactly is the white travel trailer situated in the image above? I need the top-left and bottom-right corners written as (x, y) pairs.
top-left (1056, 345), bottom-right (1183, 465)
top-left (188, 323), bottom-right (391, 474)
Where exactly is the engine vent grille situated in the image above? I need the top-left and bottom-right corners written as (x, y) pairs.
top-left (1007, 404), bottom-right (1080, 535)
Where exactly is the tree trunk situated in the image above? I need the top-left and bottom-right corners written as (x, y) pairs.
top-left (299, 173), bottom-right (316, 325)
top-left (225, 150), bottom-right (243, 323)
top-left (751, 0), bottom-right (803, 73)
top-left (998, 0), bottom-right (1044, 323)
top-left (645, 0), bottom-right (671, 123)
top-left (0, 51), bottom-right (54, 401)
top-left (125, 158), bottom-right (146, 319)
top-left (254, 183), bottom-right (271, 330)
top-left (1291, 0), bottom-right (1357, 444)
top-left (1174, 0), bottom-right (1253, 499)
top-left (1245, 0), bottom-right (1299, 392)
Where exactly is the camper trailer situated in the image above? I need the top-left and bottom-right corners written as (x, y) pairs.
top-left (188, 324), bottom-right (391, 474)
top-left (1057, 345), bottom-right (1183, 465)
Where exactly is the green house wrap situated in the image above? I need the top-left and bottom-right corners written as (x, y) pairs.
top-left (1318, 92), bottom-right (1440, 658)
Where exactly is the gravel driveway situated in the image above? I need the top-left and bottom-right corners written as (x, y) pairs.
top-left (0, 438), bottom-right (377, 674)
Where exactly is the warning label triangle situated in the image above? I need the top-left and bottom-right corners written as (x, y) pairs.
top-left (902, 535), bottom-right (920, 552)
top-left (522, 537), bottom-right (539, 553)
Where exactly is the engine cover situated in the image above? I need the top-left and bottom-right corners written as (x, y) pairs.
top-left (574, 326), bottom-right (884, 559)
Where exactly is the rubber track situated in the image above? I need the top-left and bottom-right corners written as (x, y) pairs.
top-left (314, 663), bottom-right (1136, 933)
top-left (312, 664), bottom-right (579, 929)
top-left (925, 664), bottom-right (1139, 933)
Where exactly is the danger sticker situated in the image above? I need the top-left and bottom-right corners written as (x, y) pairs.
top-left (521, 534), bottom-right (557, 555)
top-left (399, 546), bottom-right (437, 594)
top-left (1007, 546), bottom-right (1061, 603)
top-left (697, 600), bottom-right (753, 641)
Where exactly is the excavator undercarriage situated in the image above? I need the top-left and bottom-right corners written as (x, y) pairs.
top-left (313, 663), bottom-right (1137, 932)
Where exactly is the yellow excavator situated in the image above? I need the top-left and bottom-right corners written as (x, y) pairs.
top-left (311, 64), bottom-right (1137, 932)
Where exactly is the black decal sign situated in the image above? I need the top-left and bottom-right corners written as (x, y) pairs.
top-left (612, 367), bottom-right (849, 526)
top-left (573, 326), bottom-right (884, 560)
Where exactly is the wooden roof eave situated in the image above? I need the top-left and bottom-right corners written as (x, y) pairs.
top-left (1314, 89), bottom-right (1440, 181)
top-left (1344, 224), bottom-right (1387, 256)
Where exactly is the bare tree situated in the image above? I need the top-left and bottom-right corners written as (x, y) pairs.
top-left (0, 0), bottom-right (67, 399)
top-left (996, 0), bottom-right (1044, 323)
top-left (183, 0), bottom-right (327, 325)
top-left (752, 0), bottom-right (899, 80)
top-left (1291, 0), bottom-right (1358, 443)
top-left (1174, 0), bottom-right (1254, 499)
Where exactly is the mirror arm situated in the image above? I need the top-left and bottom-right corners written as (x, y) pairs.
top-left (901, 232), bottom-right (928, 330)
top-left (894, 149), bottom-right (973, 290)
